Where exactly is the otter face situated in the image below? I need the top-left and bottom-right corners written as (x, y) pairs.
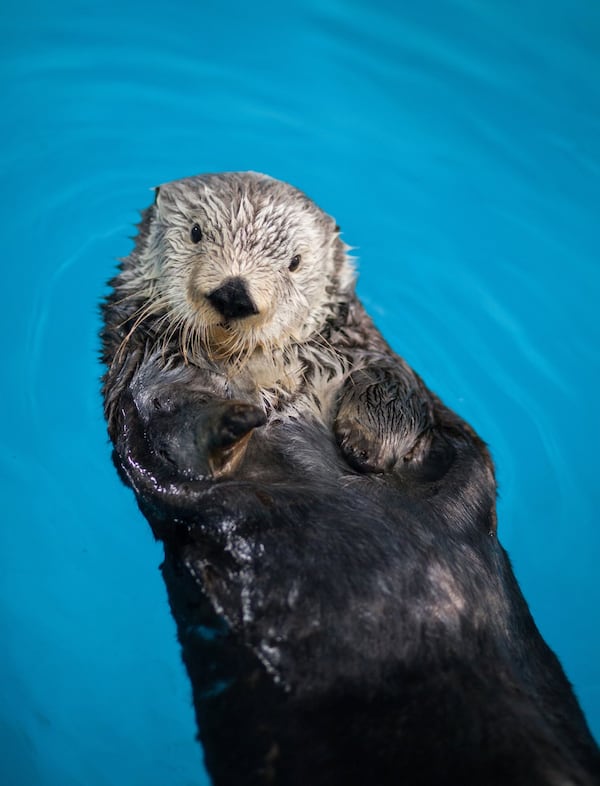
top-left (140, 172), bottom-right (353, 363)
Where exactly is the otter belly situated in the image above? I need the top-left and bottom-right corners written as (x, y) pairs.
top-left (109, 373), bottom-right (600, 786)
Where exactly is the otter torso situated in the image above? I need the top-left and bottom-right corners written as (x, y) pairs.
top-left (101, 172), bottom-right (599, 786)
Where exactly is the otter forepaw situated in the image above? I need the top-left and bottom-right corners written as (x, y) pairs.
top-left (334, 365), bottom-right (434, 474)
top-left (205, 400), bottom-right (266, 477)
top-left (334, 415), bottom-right (394, 474)
top-left (212, 401), bottom-right (267, 450)
top-left (146, 396), bottom-right (266, 480)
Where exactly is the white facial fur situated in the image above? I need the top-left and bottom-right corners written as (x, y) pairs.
top-left (137, 171), bottom-right (354, 365)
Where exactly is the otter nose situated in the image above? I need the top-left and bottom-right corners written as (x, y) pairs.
top-left (206, 277), bottom-right (259, 320)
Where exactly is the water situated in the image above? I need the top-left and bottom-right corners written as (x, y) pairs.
top-left (1, 0), bottom-right (598, 783)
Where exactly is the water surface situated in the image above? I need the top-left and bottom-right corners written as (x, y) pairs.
top-left (1, 1), bottom-right (599, 784)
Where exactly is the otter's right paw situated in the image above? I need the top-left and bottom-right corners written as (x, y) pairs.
top-left (210, 401), bottom-right (267, 450)
top-left (205, 401), bottom-right (266, 476)
top-left (148, 397), bottom-right (266, 479)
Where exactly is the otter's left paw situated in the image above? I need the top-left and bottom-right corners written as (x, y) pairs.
top-left (334, 366), bottom-right (434, 474)
top-left (334, 415), bottom-right (394, 474)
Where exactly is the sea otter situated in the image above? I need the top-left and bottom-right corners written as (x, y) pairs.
top-left (101, 172), bottom-right (599, 785)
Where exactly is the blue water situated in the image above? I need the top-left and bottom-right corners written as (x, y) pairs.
top-left (1, 0), bottom-right (599, 783)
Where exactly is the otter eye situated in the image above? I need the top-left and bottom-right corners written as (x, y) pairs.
top-left (289, 254), bottom-right (301, 272)
top-left (190, 223), bottom-right (202, 244)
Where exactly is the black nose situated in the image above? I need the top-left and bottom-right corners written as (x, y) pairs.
top-left (206, 277), bottom-right (259, 320)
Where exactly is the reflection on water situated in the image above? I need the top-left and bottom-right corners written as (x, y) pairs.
top-left (1, 1), bottom-right (599, 784)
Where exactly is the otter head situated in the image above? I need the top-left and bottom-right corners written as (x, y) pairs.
top-left (138, 172), bottom-right (353, 364)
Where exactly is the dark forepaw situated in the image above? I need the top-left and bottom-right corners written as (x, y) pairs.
top-left (205, 400), bottom-right (267, 477)
top-left (215, 402), bottom-right (267, 450)
top-left (147, 397), bottom-right (266, 479)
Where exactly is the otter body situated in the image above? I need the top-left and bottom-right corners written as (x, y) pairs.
top-left (101, 172), bottom-right (599, 785)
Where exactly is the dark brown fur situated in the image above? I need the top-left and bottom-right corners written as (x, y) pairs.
top-left (101, 173), bottom-right (599, 785)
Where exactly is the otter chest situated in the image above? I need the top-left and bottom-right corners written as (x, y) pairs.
top-left (224, 345), bottom-right (348, 421)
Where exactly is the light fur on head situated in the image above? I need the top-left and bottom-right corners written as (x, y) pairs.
top-left (121, 171), bottom-right (354, 369)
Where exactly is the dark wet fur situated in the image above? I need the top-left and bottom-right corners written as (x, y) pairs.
top-left (101, 191), bottom-right (599, 786)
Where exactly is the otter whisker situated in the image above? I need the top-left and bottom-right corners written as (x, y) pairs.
top-left (115, 299), bottom-right (166, 363)
top-left (113, 295), bottom-right (162, 333)
top-left (181, 318), bottom-right (194, 366)
top-left (161, 310), bottom-right (187, 364)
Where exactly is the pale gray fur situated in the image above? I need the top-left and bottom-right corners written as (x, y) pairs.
top-left (103, 171), bottom-right (436, 473)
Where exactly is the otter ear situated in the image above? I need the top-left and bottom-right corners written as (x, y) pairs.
top-left (153, 186), bottom-right (160, 205)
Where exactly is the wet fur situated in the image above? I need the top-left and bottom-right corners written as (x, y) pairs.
top-left (101, 172), bottom-right (599, 785)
